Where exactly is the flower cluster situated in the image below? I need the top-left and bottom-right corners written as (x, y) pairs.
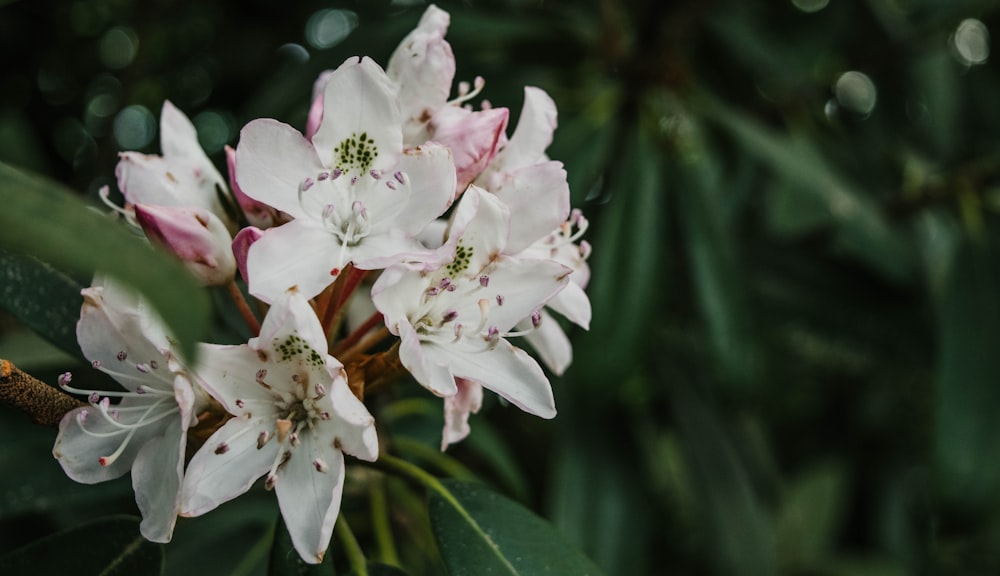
top-left (52, 5), bottom-right (591, 564)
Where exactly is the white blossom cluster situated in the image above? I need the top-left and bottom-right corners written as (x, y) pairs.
top-left (51, 5), bottom-right (591, 563)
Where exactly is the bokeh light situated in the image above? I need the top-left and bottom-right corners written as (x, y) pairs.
top-left (834, 70), bottom-right (877, 116)
top-left (952, 18), bottom-right (990, 66)
top-left (305, 9), bottom-right (359, 50)
top-left (113, 105), bottom-right (156, 150)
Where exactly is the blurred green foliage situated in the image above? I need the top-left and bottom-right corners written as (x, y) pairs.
top-left (4, 0), bottom-right (1000, 574)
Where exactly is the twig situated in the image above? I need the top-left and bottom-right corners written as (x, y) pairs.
top-left (0, 359), bottom-right (84, 426)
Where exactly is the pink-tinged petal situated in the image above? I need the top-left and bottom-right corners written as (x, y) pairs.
top-left (486, 86), bottom-right (558, 176)
top-left (181, 414), bottom-right (279, 516)
top-left (311, 57), bottom-right (402, 173)
top-left (371, 265), bottom-right (428, 332)
top-left (305, 70), bottom-right (337, 141)
top-left (115, 153), bottom-right (212, 212)
top-left (547, 281), bottom-right (591, 330)
top-left (232, 226), bottom-right (265, 284)
top-left (492, 161), bottom-right (570, 254)
top-left (134, 204), bottom-right (236, 286)
top-left (131, 416), bottom-right (185, 542)
top-left (245, 219), bottom-right (342, 303)
top-left (441, 378), bottom-right (483, 451)
top-left (394, 143), bottom-right (457, 236)
top-left (445, 186), bottom-right (510, 274)
top-left (427, 338), bottom-right (556, 418)
top-left (196, 343), bottom-right (276, 413)
top-left (235, 119), bottom-right (326, 219)
top-left (388, 5), bottom-right (455, 130)
top-left (397, 320), bottom-right (458, 397)
top-left (275, 436), bottom-right (346, 564)
top-left (469, 256), bottom-right (570, 333)
top-left (226, 145), bottom-right (276, 228)
top-left (428, 106), bottom-right (508, 192)
top-left (521, 311), bottom-right (572, 376)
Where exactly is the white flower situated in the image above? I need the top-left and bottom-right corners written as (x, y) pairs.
top-left (372, 187), bottom-right (570, 423)
top-left (180, 288), bottom-right (378, 564)
top-left (236, 56), bottom-right (457, 302)
top-left (53, 277), bottom-right (208, 543)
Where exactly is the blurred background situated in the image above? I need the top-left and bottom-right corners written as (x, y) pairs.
top-left (3, 0), bottom-right (1000, 574)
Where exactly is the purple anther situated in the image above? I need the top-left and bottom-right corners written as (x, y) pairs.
top-left (149, 360), bottom-right (158, 369)
top-left (99, 397), bottom-right (111, 410)
top-left (318, 171), bottom-right (330, 181)
top-left (77, 411), bottom-right (88, 424)
top-left (331, 168), bottom-right (343, 180)
top-left (300, 177), bottom-right (315, 192)
top-left (394, 171), bottom-right (406, 184)
top-left (92, 360), bottom-right (102, 368)
top-left (110, 409), bottom-right (120, 421)
top-left (425, 286), bottom-right (440, 297)
top-left (116, 350), bottom-right (127, 361)
top-left (314, 383), bottom-right (327, 398)
top-left (135, 385), bottom-right (146, 395)
top-left (215, 443), bottom-right (230, 455)
top-left (438, 277), bottom-right (452, 290)
top-left (531, 310), bottom-right (542, 328)
top-left (447, 284), bottom-right (457, 292)
top-left (485, 326), bottom-right (500, 349)
top-left (289, 433), bottom-right (300, 447)
top-left (323, 204), bottom-right (336, 220)
top-left (496, 294), bottom-right (505, 306)
top-left (257, 430), bottom-right (270, 449)
top-left (58, 372), bottom-right (72, 387)
top-left (135, 363), bottom-right (150, 374)
top-left (89, 392), bottom-right (100, 404)
top-left (265, 474), bottom-right (277, 490)
top-left (319, 411), bottom-right (331, 420)
top-left (350, 175), bottom-right (359, 185)
top-left (235, 399), bottom-right (245, 409)
top-left (386, 180), bottom-right (397, 190)
top-left (352, 200), bottom-right (368, 219)
top-left (442, 309), bottom-right (459, 323)
top-left (313, 458), bottom-right (328, 472)
top-left (453, 323), bottom-right (464, 340)
top-left (370, 170), bottom-right (381, 180)
top-left (256, 369), bottom-right (267, 382)
top-left (570, 208), bottom-right (583, 224)
top-left (580, 240), bottom-right (592, 259)
top-left (479, 275), bottom-right (490, 287)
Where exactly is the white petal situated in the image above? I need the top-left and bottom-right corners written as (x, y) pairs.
top-left (471, 256), bottom-right (571, 333)
top-left (321, 375), bottom-right (378, 461)
top-left (132, 416), bottom-right (185, 542)
top-left (52, 403), bottom-right (156, 483)
top-left (546, 281), bottom-right (591, 330)
top-left (521, 312), bottom-right (572, 376)
top-left (488, 86), bottom-right (557, 173)
top-left (311, 57), bottom-right (402, 173)
top-left (446, 186), bottom-right (510, 275)
top-left (246, 219), bottom-right (343, 303)
top-left (235, 119), bottom-right (326, 219)
top-left (397, 320), bottom-right (457, 397)
top-left (388, 5), bottom-right (454, 125)
top-left (427, 338), bottom-right (555, 418)
top-left (256, 288), bottom-right (332, 360)
top-left (196, 343), bottom-right (275, 413)
top-left (370, 265), bottom-right (427, 332)
top-left (350, 232), bottom-right (431, 271)
top-left (276, 437), bottom-right (345, 564)
top-left (393, 143), bottom-right (457, 236)
top-left (441, 378), bottom-right (483, 451)
top-left (492, 161), bottom-right (570, 254)
top-left (181, 415), bottom-right (278, 516)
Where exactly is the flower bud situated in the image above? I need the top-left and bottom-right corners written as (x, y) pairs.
top-left (134, 204), bottom-right (236, 286)
top-left (231, 226), bottom-right (265, 284)
top-left (428, 106), bottom-right (508, 193)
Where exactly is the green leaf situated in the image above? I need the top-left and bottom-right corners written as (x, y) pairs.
top-left (428, 479), bottom-right (603, 576)
top-left (0, 250), bottom-right (84, 358)
top-left (0, 161), bottom-right (210, 361)
top-left (346, 563), bottom-right (409, 576)
top-left (773, 462), bottom-right (848, 568)
top-left (269, 515), bottom-right (335, 576)
top-left (0, 515), bottom-right (163, 576)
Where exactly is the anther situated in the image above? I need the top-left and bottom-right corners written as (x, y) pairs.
top-left (265, 474), bottom-right (277, 490)
top-left (256, 369), bottom-right (267, 383)
top-left (439, 277), bottom-right (453, 290)
top-left (299, 177), bottom-right (315, 192)
top-left (117, 350), bottom-right (127, 361)
top-left (257, 430), bottom-right (271, 449)
top-left (479, 275), bottom-right (490, 287)
top-left (580, 240), bottom-right (592, 260)
top-left (485, 326), bottom-right (500, 349)
top-left (109, 409), bottom-right (120, 421)
top-left (135, 363), bottom-right (150, 373)
top-left (386, 180), bottom-right (397, 190)
top-left (331, 168), bottom-right (342, 180)
top-left (319, 411), bottom-right (331, 420)
top-left (92, 360), bottom-right (102, 369)
top-left (352, 200), bottom-right (368, 220)
top-left (215, 443), bottom-right (230, 455)
top-left (394, 171), bottom-right (407, 184)
top-left (313, 458), bottom-right (328, 473)
top-left (89, 392), bottom-right (101, 404)
top-left (135, 385), bottom-right (146, 395)
top-left (289, 433), bottom-right (300, 448)
top-left (314, 383), bottom-right (326, 398)
top-left (350, 175), bottom-right (359, 185)
top-left (235, 399), bottom-right (245, 409)
top-left (496, 294), bottom-right (505, 306)
top-left (531, 310), bottom-right (542, 328)
top-left (442, 309), bottom-right (458, 323)
top-left (370, 170), bottom-right (381, 180)
top-left (318, 171), bottom-right (330, 181)
top-left (453, 323), bottom-right (464, 342)
top-left (58, 372), bottom-right (73, 387)
top-left (77, 411), bottom-right (88, 425)
top-left (425, 287), bottom-right (440, 297)
top-left (150, 360), bottom-right (158, 370)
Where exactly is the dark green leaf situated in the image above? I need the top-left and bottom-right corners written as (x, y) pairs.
top-left (428, 479), bottom-right (603, 576)
top-left (346, 562), bottom-right (409, 576)
top-left (0, 515), bottom-right (163, 576)
top-left (0, 250), bottom-right (83, 358)
top-left (0, 161), bottom-right (210, 361)
top-left (774, 462), bottom-right (848, 568)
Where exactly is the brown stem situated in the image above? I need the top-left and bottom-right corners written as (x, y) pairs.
top-left (331, 311), bottom-right (385, 358)
top-left (227, 280), bottom-right (261, 336)
top-left (339, 326), bottom-right (391, 366)
top-left (0, 359), bottom-right (85, 427)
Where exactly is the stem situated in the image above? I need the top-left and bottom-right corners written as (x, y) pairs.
top-left (392, 436), bottom-right (479, 482)
top-left (335, 516), bottom-right (367, 576)
top-left (226, 280), bottom-right (261, 336)
top-left (339, 327), bottom-right (392, 366)
top-left (370, 478), bottom-right (401, 567)
top-left (331, 311), bottom-right (384, 357)
top-left (367, 453), bottom-right (451, 499)
top-left (0, 359), bottom-right (85, 427)
top-left (228, 519), bottom-right (275, 576)
top-left (322, 263), bottom-right (367, 336)
top-left (361, 341), bottom-right (408, 396)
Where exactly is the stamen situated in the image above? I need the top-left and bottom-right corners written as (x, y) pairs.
top-left (89, 392), bottom-right (100, 404)
top-left (331, 168), bottom-right (342, 180)
top-left (350, 175), bottom-right (359, 185)
top-left (450, 76), bottom-right (486, 106)
top-left (235, 399), bottom-right (245, 409)
top-left (318, 171), bottom-right (330, 181)
top-left (531, 310), bottom-right (542, 328)
top-left (256, 369), bottom-right (267, 383)
top-left (135, 385), bottom-right (146, 395)
top-left (352, 200), bottom-right (368, 221)
top-left (313, 458), bottom-right (328, 473)
top-left (425, 287), bottom-right (440, 297)
top-left (58, 372), bottom-right (73, 387)
top-left (319, 411), bottom-right (331, 420)
top-left (299, 177), bottom-right (315, 192)
top-left (135, 363), bottom-right (150, 373)
top-left (441, 309), bottom-right (458, 324)
top-left (314, 383), bottom-right (326, 399)
top-left (265, 474), bottom-right (277, 490)
top-left (386, 180), bottom-right (397, 190)
top-left (479, 275), bottom-right (490, 287)
top-left (369, 170), bottom-right (381, 180)
top-left (92, 360), bottom-right (102, 368)
top-left (394, 171), bottom-right (407, 185)
top-left (289, 432), bottom-right (300, 448)
top-left (117, 350), bottom-right (127, 361)
top-left (150, 360), bottom-right (158, 370)
top-left (98, 186), bottom-right (139, 227)
top-left (496, 294), bottom-right (505, 306)
top-left (215, 443), bottom-right (230, 455)
top-left (452, 323), bottom-right (464, 342)
top-left (485, 326), bottom-right (500, 350)
top-left (580, 240), bottom-right (592, 260)
top-left (257, 430), bottom-right (271, 449)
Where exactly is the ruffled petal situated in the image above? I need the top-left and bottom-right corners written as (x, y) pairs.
top-left (441, 378), bottom-right (483, 451)
top-left (388, 4), bottom-right (454, 129)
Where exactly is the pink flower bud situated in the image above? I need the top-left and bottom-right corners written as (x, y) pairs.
top-left (428, 106), bottom-right (508, 194)
top-left (226, 145), bottom-right (276, 229)
top-left (231, 226), bottom-right (265, 284)
top-left (134, 204), bottom-right (236, 286)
